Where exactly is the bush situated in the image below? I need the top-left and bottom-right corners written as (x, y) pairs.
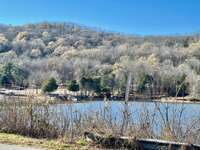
top-left (42, 77), bottom-right (58, 93)
top-left (80, 77), bottom-right (101, 94)
top-left (67, 80), bottom-right (79, 92)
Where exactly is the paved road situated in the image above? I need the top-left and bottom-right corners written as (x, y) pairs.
top-left (0, 144), bottom-right (42, 150)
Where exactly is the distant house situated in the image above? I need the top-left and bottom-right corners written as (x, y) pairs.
top-left (58, 83), bottom-right (66, 89)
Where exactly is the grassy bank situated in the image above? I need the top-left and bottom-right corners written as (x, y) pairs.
top-left (0, 132), bottom-right (93, 150)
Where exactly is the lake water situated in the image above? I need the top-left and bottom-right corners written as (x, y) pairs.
top-left (53, 101), bottom-right (200, 130)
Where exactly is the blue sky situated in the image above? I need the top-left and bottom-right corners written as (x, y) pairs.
top-left (0, 0), bottom-right (200, 35)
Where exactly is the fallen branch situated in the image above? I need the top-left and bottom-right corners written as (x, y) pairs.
top-left (84, 132), bottom-right (200, 150)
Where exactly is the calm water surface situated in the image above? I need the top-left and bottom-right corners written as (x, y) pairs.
top-left (47, 101), bottom-right (200, 134)
top-left (53, 101), bottom-right (200, 123)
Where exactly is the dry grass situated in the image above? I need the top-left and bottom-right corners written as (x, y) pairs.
top-left (0, 132), bottom-right (94, 150)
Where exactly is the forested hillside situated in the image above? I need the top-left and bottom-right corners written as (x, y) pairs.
top-left (0, 22), bottom-right (200, 97)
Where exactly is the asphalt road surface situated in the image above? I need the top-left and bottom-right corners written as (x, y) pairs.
top-left (0, 144), bottom-right (42, 150)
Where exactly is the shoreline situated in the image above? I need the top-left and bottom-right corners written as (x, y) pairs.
top-left (70, 96), bottom-right (200, 105)
top-left (1, 88), bottom-right (200, 105)
top-left (152, 98), bottom-right (200, 104)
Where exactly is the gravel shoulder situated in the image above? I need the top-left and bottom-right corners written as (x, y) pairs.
top-left (0, 144), bottom-right (42, 150)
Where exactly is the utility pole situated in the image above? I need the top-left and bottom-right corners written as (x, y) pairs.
top-left (125, 72), bottom-right (132, 104)
top-left (121, 72), bottom-right (132, 135)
